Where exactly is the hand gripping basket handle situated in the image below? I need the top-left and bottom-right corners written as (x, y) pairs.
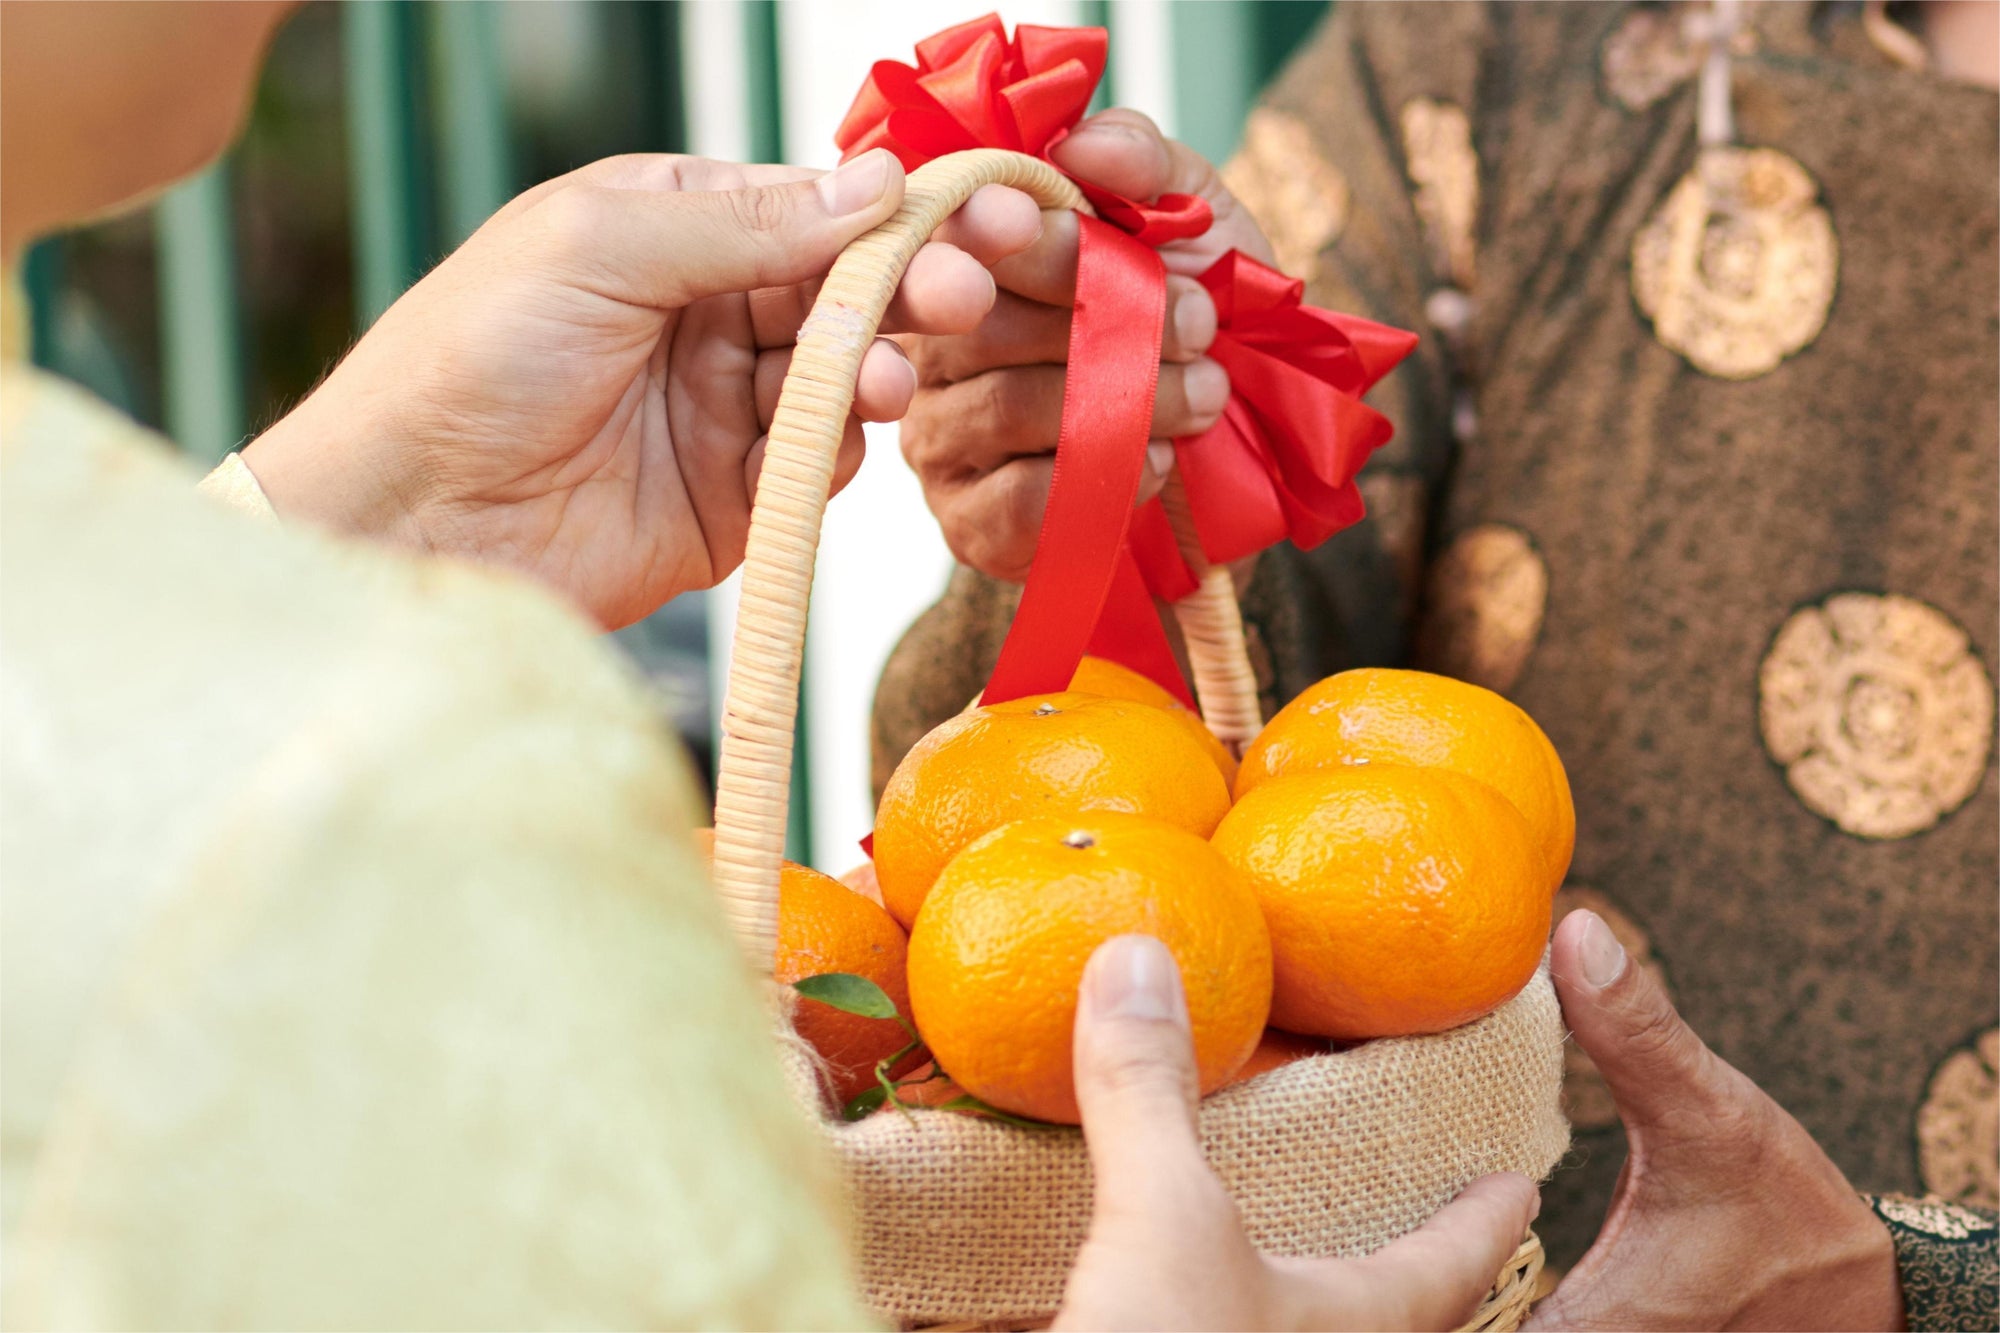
top-left (711, 149), bottom-right (1264, 970)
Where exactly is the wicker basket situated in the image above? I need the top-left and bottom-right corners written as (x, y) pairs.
top-left (710, 149), bottom-right (1567, 1331)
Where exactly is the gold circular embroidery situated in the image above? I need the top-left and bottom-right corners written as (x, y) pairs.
top-left (1552, 886), bottom-right (1671, 1131)
top-left (1630, 146), bottom-right (1837, 380)
top-left (1220, 108), bottom-right (1348, 282)
top-left (1874, 1194), bottom-right (1993, 1241)
top-left (1759, 593), bottom-right (1993, 839)
top-left (1415, 524), bottom-right (1548, 695)
top-left (1400, 98), bottom-right (1479, 290)
top-left (1919, 1028), bottom-right (1999, 1208)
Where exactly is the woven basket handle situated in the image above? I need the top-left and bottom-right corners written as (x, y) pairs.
top-left (712, 148), bottom-right (1262, 970)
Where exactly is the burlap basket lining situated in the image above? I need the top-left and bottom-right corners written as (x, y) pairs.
top-left (778, 965), bottom-right (1569, 1328)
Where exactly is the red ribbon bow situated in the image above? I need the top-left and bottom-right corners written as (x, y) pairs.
top-left (836, 15), bottom-right (1211, 242)
top-left (1130, 255), bottom-right (1418, 601)
top-left (837, 15), bottom-right (1101, 165)
top-left (839, 15), bottom-right (1416, 710)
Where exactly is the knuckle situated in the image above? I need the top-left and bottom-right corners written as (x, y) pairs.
top-left (1619, 994), bottom-right (1700, 1069)
top-left (530, 184), bottom-right (604, 254)
top-left (899, 397), bottom-right (956, 476)
top-left (1699, 1066), bottom-right (1778, 1143)
top-left (1084, 1025), bottom-right (1198, 1101)
top-left (997, 471), bottom-right (1048, 563)
top-left (954, 513), bottom-right (1018, 581)
top-left (966, 370), bottom-right (1028, 440)
top-left (951, 490), bottom-right (1033, 582)
top-left (903, 334), bottom-right (951, 385)
top-left (726, 183), bottom-right (792, 235)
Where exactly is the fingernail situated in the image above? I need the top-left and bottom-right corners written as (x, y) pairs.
top-left (1146, 441), bottom-right (1175, 480)
top-left (1067, 119), bottom-right (1142, 147)
top-left (1578, 910), bottom-right (1628, 989)
top-left (1529, 1189), bottom-right (1542, 1221)
top-left (1184, 358), bottom-right (1230, 418)
top-left (883, 341), bottom-right (918, 398)
top-left (1172, 288), bottom-right (1217, 354)
top-left (818, 149), bottom-right (893, 216)
top-left (1088, 935), bottom-right (1188, 1027)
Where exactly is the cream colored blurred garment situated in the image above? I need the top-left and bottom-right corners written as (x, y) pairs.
top-left (0, 361), bottom-right (871, 1330)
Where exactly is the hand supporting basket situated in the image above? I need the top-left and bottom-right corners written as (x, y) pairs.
top-left (711, 148), bottom-right (1261, 970)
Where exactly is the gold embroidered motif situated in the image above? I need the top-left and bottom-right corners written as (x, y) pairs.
top-left (1357, 471), bottom-right (1427, 625)
top-left (1400, 99), bottom-right (1478, 290)
top-left (1601, 5), bottom-right (1757, 111)
top-left (1415, 524), bottom-right (1547, 695)
top-left (1874, 1194), bottom-right (1992, 1241)
top-left (1602, 7), bottom-right (1703, 110)
top-left (1551, 886), bottom-right (1671, 1131)
top-left (1631, 146), bottom-right (1837, 380)
top-left (1220, 109), bottom-right (1348, 281)
top-left (1759, 593), bottom-right (1993, 839)
top-left (1919, 1028), bottom-right (2000, 1209)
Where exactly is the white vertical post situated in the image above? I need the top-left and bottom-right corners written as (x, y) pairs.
top-left (684, 1), bottom-right (755, 165)
top-left (772, 0), bottom-right (1083, 871)
top-left (1106, 0), bottom-right (1177, 138)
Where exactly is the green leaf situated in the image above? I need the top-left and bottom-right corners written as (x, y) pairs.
top-left (793, 972), bottom-right (899, 1020)
top-left (841, 1085), bottom-right (890, 1121)
top-left (934, 1094), bottom-right (1060, 1130)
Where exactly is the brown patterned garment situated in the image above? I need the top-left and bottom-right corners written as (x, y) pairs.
top-left (871, 0), bottom-right (1998, 1311)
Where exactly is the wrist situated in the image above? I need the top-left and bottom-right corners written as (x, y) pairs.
top-left (241, 388), bottom-right (432, 549)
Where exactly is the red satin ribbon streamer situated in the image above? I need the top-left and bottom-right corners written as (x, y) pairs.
top-left (981, 217), bottom-right (1177, 704)
top-left (838, 15), bottom-right (1416, 711)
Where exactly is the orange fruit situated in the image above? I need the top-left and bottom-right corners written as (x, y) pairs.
top-left (1211, 765), bottom-right (1551, 1040)
top-left (693, 830), bottom-right (920, 1105)
top-left (838, 859), bottom-right (884, 908)
top-left (1062, 656), bottom-right (1240, 787)
top-left (873, 692), bottom-right (1232, 928)
top-left (1219, 1028), bottom-right (1328, 1088)
top-left (970, 658), bottom-right (1239, 790)
top-left (907, 811), bottom-right (1271, 1124)
top-left (1235, 668), bottom-right (1574, 894)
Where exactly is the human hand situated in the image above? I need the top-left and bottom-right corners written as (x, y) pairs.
top-left (1055, 935), bottom-right (1541, 1331)
top-left (1526, 910), bottom-right (1904, 1331)
top-left (898, 110), bottom-right (1276, 581)
top-left (243, 150), bottom-right (1043, 628)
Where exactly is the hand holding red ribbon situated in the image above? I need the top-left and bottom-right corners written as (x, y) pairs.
top-left (840, 15), bottom-right (1418, 706)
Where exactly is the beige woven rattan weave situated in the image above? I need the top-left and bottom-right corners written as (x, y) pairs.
top-left (711, 148), bottom-right (1548, 1331)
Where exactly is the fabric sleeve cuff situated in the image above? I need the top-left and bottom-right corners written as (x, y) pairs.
top-left (197, 452), bottom-right (278, 523)
top-left (1864, 1194), bottom-right (1998, 1332)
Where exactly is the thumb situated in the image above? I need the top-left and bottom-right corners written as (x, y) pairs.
top-left (1071, 935), bottom-right (1213, 1205)
top-left (1342, 1173), bottom-right (1540, 1331)
top-left (1551, 909), bottom-right (1736, 1135)
top-left (530, 148), bottom-right (906, 310)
